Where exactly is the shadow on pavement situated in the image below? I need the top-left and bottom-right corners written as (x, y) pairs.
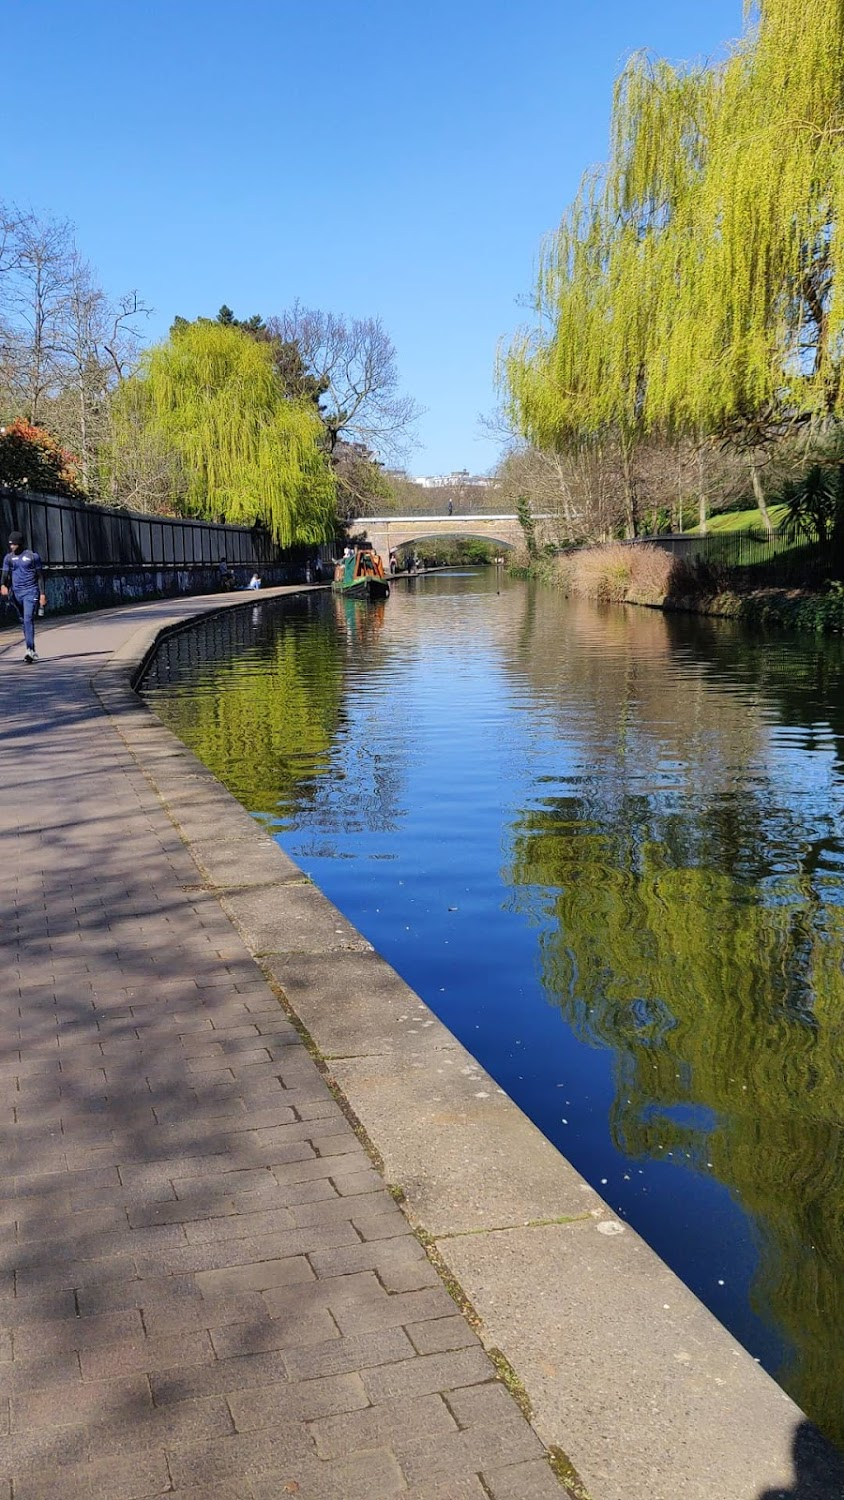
top-left (758, 1423), bottom-right (844, 1500)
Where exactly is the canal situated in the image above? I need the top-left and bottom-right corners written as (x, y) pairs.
top-left (141, 569), bottom-right (844, 1446)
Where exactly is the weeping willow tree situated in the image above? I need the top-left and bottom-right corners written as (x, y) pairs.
top-left (109, 320), bottom-right (336, 544)
top-left (502, 0), bottom-right (844, 535)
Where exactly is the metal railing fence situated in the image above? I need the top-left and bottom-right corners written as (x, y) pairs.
top-left (0, 489), bottom-right (282, 572)
top-left (642, 529), bottom-right (832, 587)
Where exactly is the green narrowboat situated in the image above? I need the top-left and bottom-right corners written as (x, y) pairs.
top-left (332, 547), bottom-right (391, 600)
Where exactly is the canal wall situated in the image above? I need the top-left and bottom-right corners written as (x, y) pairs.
top-left (92, 589), bottom-right (844, 1500)
top-left (518, 543), bottom-right (844, 634)
top-left (5, 563), bottom-right (294, 618)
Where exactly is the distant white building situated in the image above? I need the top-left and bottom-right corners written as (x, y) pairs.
top-left (412, 470), bottom-right (493, 489)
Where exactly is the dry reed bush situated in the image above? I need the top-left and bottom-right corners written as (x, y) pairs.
top-left (553, 552), bottom-right (578, 592)
top-left (625, 544), bottom-right (674, 602)
top-left (569, 543), bottom-right (632, 600)
top-left (557, 542), bottom-right (673, 603)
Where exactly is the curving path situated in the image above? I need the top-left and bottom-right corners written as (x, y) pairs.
top-left (0, 592), bottom-right (562, 1500)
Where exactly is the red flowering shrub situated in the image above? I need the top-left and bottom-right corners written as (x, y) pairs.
top-left (0, 418), bottom-right (83, 496)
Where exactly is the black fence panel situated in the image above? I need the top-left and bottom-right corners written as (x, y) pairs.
top-left (0, 488), bottom-right (290, 572)
top-left (639, 529), bottom-right (833, 588)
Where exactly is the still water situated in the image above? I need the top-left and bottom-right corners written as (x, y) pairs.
top-left (142, 571), bottom-right (844, 1445)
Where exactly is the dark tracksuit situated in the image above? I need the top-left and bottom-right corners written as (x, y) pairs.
top-left (2, 549), bottom-right (44, 652)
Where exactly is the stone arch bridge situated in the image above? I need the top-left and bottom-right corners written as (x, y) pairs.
top-left (350, 514), bottom-right (553, 557)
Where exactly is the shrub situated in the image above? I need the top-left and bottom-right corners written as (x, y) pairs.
top-left (563, 542), bottom-right (672, 603)
top-left (625, 544), bottom-right (674, 601)
top-left (570, 542), bottom-right (632, 600)
top-left (0, 418), bottom-right (82, 496)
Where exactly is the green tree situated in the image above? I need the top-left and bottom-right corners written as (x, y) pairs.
top-left (109, 320), bottom-right (336, 544)
top-left (516, 495), bottom-right (538, 559)
top-left (502, 0), bottom-right (844, 537)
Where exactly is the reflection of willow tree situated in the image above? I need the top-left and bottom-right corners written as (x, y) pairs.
top-left (511, 799), bottom-right (844, 1440)
top-left (147, 610), bottom-right (346, 817)
top-left (145, 595), bottom-right (408, 834)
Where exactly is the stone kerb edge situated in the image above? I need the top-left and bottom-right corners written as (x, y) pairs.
top-left (91, 596), bottom-right (833, 1500)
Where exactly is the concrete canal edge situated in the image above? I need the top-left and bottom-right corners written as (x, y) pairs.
top-left (92, 589), bottom-right (841, 1500)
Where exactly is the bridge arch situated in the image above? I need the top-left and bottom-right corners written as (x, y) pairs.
top-left (351, 514), bottom-right (552, 559)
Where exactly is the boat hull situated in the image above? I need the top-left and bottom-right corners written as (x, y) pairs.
top-left (332, 577), bottom-right (390, 600)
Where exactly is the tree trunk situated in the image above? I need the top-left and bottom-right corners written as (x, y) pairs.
top-left (749, 459), bottom-right (774, 534)
top-left (672, 447), bottom-right (683, 533)
top-left (79, 383), bottom-right (89, 492)
top-left (620, 436), bottom-right (639, 539)
top-left (697, 449), bottom-right (708, 535)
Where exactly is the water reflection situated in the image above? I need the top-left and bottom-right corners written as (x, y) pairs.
top-left (142, 577), bottom-right (844, 1447)
top-left (506, 597), bottom-right (844, 1437)
top-left (142, 594), bottom-right (347, 815)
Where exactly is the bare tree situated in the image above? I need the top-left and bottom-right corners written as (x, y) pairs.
top-left (269, 303), bottom-right (422, 461)
top-left (0, 207), bottom-right (151, 494)
top-left (494, 435), bottom-right (757, 544)
top-left (1, 210), bottom-right (74, 424)
top-left (51, 257), bottom-right (149, 491)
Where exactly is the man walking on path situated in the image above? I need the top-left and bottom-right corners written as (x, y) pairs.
top-left (1, 529), bottom-right (46, 662)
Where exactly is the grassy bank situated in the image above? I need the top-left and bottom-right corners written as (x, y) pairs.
top-left (681, 504), bottom-right (788, 534)
top-left (514, 543), bottom-right (844, 634)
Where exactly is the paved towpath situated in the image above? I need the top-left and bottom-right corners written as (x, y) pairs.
top-left (1, 595), bottom-right (564, 1500)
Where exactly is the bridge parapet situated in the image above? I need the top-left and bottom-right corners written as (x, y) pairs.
top-left (352, 514), bottom-right (554, 557)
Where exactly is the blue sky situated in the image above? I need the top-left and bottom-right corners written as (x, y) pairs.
top-left (6, 0), bottom-right (744, 475)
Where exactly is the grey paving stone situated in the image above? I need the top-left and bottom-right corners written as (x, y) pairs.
top-left (446, 1380), bottom-right (529, 1429)
top-left (308, 1238), bottom-right (441, 1291)
top-left (12, 1309), bottom-right (144, 1360)
top-left (249, 1447), bottom-right (406, 1500)
top-left (282, 1326), bottom-right (415, 1380)
top-left (270, 1156), bottom-right (356, 1187)
top-left (399, 1415), bottom-right (545, 1486)
top-left (0, 1288), bottom-right (77, 1325)
top-left (210, 1305), bottom-right (340, 1359)
top-left (11, 1373), bottom-right (153, 1430)
top-left (139, 1291), bottom-right (267, 1342)
top-left (193, 1254), bottom-right (314, 1298)
top-left (182, 1205), bottom-right (296, 1245)
top-left (14, 1252), bottom-right (145, 1295)
top-left (260, 1269), bottom-right (385, 1319)
top-left (363, 1348), bottom-right (496, 1403)
top-left (0, 1422), bottom-right (90, 1474)
top-left (12, 1451), bottom-right (170, 1500)
top-left (166, 1425), bottom-right (315, 1490)
top-left (329, 1167), bottom-right (385, 1196)
top-left (133, 1219), bottom-right (359, 1277)
top-left (401, 1480), bottom-right (488, 1500)
top-left (157, 1359), bottom-right (365, 1413)
top-left (406, 1315), bottom-right (480, 1356)
top-left (229, 1369), bottom-right (374, 1430)
top-left (0, 1351), bottom-right (83, 1398)
top-left (330, 1285), bottom-right (456, 1337)
top-left (309, 1391), bottom-right (457, 1459)
top-left (74, 1273), bottom-right (201, 1318)
top-left (482, 1457), bottom-right (570, 1498)
top-left (79, 1328), bottom-right (215, 1380)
